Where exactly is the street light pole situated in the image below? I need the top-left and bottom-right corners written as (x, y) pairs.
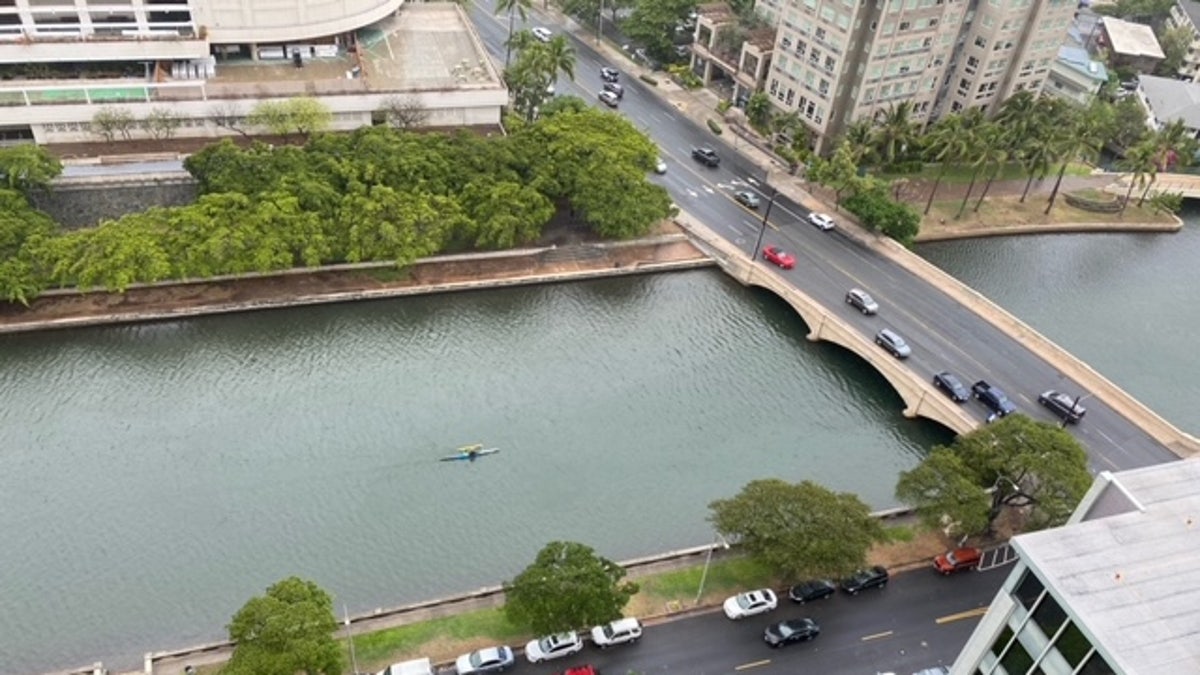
top-left (694, 533), bottom-right (731, 605)
top-left (597, 0), bottom-right (604, 45)
top-left (344, 604), bottom-right (360, 675)
top-left (749, 186), bottom-right (778, 261)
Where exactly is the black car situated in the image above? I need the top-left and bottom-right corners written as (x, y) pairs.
top-left (840, 566), bottom-right (889, 595)
top-left (600, 67), bottom-right (620, 82)
top-left (603, 81), bottom-right (624, 99)
top-left (691, 146), bottom-right (720, 167)
top-left (1038, 390), bottom-right (1087, 424)
top-left (787, 579), bottom-right (836, 604)
top-left (763, 618), bottom-right (820, 648)
top-left (933, 371), bottom-right (969, 403)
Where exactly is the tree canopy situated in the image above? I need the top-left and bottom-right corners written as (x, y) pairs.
top-left (503, 541), bottom-right (638, 635)
top-left (895, 415), bottom-right (1092, 537)
top-left (0, 144), bottom-right (62, 194)
top-left (709, 478), bottom-right (885, 581)
top-left (224, 576), bottom-right (343, 675)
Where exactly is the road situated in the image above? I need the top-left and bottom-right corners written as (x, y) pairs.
top-left (466, 1), bottom-right (1180, 473)
top-left (506, 565), bottom-right (1005, 675)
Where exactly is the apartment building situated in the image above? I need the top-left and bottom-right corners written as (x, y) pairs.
top-left (762, 0), bottom-right (1076, 154)
top-left (0, 1), bottom-right (507, 145)
top-left (1166, 0), bottom-right (1200, 81)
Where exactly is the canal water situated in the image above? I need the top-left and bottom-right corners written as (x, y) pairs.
top-left (0, 271), bottom-right (949, 674)
top-left (3, 207), bottom-right (1197, 673)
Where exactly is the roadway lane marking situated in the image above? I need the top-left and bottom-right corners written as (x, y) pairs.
top-left (861, 630), bottom-right (894, 641)
top-left (936, 607), bottom-right (989, 624)
top-left (735, 659), bottom-right (771, 670)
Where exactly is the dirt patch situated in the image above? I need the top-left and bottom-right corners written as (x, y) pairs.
top-left (920, 194), bottom-right (1177, 238)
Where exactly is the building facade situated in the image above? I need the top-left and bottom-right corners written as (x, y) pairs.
top-left (760, 0), bottom-right (1076, 153)
top-left (0, 0), bottom-right (507, 145)
top-left (951, 460), bottom-right (1200, 675)
top-left (1045, 46), bottom-right (1108, 107)
top-left (1166, 0), bottom-right (1200, 82)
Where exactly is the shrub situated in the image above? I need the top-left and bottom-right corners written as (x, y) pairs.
top-left (707, 119), bottom-right (723, 135)
top-left (716, 99), bottom-right (733, 114)
top-left (639, 74), bottom-right (658, 86)
top-left (843, 191), bottom-right (920, 246)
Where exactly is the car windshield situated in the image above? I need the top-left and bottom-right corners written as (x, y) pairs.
top-left (861, 293), bottom-right (874, 303)
top-left (470, 649), bottom-right (497, 666)
top-left (737, 593), bottom-right (758, 609)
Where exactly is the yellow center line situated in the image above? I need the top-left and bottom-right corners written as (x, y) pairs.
top-left (861, 630), bottom-right (894, 641)
top-left (937, 606), bottom-right (989, 624)
top-left (735, 659), bottom-right (772, 671)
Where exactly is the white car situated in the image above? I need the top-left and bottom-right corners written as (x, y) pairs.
top-left (654, 157), bottom-right (667, 174)
top-left (808, 212), bottom-right (836, 231)
top-left (524, 631), bottom-right (584, 663)
top-left (454, 646), bottom-right (514, 674)
top-left (591, 617), bottom-right (643, 648)
top-left (531, 26), bottom-right (552, 42)
top-left (722, 588), bottom-right (778, 620)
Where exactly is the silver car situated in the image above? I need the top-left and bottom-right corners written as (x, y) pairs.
top-left (845, 288), bottom-right (879, 315)
top-left (875, 328), bottom-right (912, 359)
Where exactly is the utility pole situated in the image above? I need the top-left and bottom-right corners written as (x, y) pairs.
top-left (750, 186), bottom-right (778, 261)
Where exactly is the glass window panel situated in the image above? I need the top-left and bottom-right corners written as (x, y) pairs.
top-left (1000, 639), bottom-right (1035, 674)
top-left (1014, 570), bottom-right (1045, 610)
top-left (1032, 594), bottom-right (1067, 638)
top-left (1078, 651), bottom-right (1116, 675)
top-left (1053, 621), bottom-right (1092, 667)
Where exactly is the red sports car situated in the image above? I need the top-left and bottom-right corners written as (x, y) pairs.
top-left (762, 245), bottom-right (796, 270)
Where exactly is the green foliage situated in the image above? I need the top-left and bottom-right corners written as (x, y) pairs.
top-left (896, 415), bottom-right (1092, 537)
top-left (91, 107), bottom-right (136, 142)
top-left (247, 97), bottom-right (332, 138)
top-left (506, 32), bottom-right (576, 122)
top-left (224, 576), bottom-right (342, 675)
top-left (709, 479), bottom-right (884, 581)
top-left (1146, 191), bottom-right (1183, 215)
top-left (1156, 24), bottom-right (1193, 76)
top-left (1093, 0), bottom-right (1173, 21)
top-left (744, 93), bottom-right (772, 133)
top-left (807, 141), bottom-right (861, 204)
top-left (0, 145), bottom-right (62, 194)
top-left (716, 99), bottom-right (732, 114)
top-left (622, 0), bottom-right (696, 64)
top-left (667, 64), bottom-right (702, 90)
top-left (503, 541), bottom-right (639, 635)
top-left (842, 190), bottom-right (920, 245)
top-left (706, 119), bottom-right (723, 135)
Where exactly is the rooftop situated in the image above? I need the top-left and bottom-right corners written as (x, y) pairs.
top-left (1102, 17), bottom-right (1166, 59)
top-left (1138, 73), bottom-right (1200, 128)
top-left (1013, 460), bottom-right (1200, 675)
top-left (1057, 45), bottom-right (1109, 82)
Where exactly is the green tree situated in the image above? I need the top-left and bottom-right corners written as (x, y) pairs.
top-left (623, 0), bottom-right (695, 63)
top-left (896, 415), bottom-right (1092, 537)
top-left (744, 92), bottom-right (772, 132)
top-left (920, 114), bottom-right (970, 214)
top-left (54, 215), bottom-right (172, 292)
top-left (807, 140), bottom-right (861, 206)
top-left (497, 0), bottom-right (533, 68)
top-left (874, 101), bottom-right (918, 168)
top-left (504, 541), bottom-right (638, 635)
top-left (1111, 95), bottom-right (1150, 150)
top-left (840, 118), bottom-right (876, 166)
top-left (0, 145), bottom-right (62, 194)
top-left (224, 576), bottom-right (343, 675)
top-left (91, 106), bottom-right (136, 142)
top-left (141, 107), bottom-right (183, 140)
top-left (1045, 101), bottom-right (1109, 214)
top-left (460, 179), bottom-right (554, 248)
top-left (248, 97), bottom-right (332, 139)
top-left (1116, 137), bottom-right (1158, 215)
top-left (843, 188), bottom-right (920, 245)
top-left (1157, 23), bottom-right (1194, 76)
top-left (506, 32), bottom-right (577, 122)
top-left (970, 124), bottom-right (1010, 213)
top-left (573, 163), bottom-right (672, 238)
top-left (709, 479), bottom-right (884, 580)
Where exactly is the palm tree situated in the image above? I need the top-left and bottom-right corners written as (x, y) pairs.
top-left (993, 90), bottom-right (1037, 138)
top-left (497, 0), bottom-right (533, 68)
top-left (972, 124), bottom-right (1010, 212)
top-left (538, 34), bottom-right (576, 83)
top-left (920, 114), bottom-right (970, 214)
top-left (840, 118), bottom-right (876, 166)
top-left (1044, 107), bottom-right (1106, 215)
top-left (874, 101), bottom-right (918, 168)
top-left (1117, 139), bottom-right (1158, 215)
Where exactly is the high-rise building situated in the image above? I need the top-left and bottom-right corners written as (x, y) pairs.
top-left (951, 459), bottom-right (1200, 675)
top-left (0, 1), bottom-right (507, 145)
top-left (762, 0), bottom-right (1077, 153)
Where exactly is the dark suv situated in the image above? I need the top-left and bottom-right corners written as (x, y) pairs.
top-left (692, 147), bottom-right (720, 167)
top-left (840, 566), bottom-right (889, 594)
top-left (1038, 390), bottom-right (1086, 424)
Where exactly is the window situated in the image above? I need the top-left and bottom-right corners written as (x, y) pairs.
top-left (974, 36), bottom-right (987, 48)
top-left (999, 640), bottom-right (1035, 674)
top-left (1032, 594), bottom-right (1067, 637)
top-left (1077, 651), bottom-right (1116, 675)
top-left (1054, 621), bottom-right (1093, 667)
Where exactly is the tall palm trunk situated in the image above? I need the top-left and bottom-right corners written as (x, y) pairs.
top-left (956, 166), bottom-right (981, 219)
top-left (924, 164), bottom-right (948, 215)
top-left (1043, 161), bottom-right (1070, 215)
top-left (1138, 176), bottom-right (1157, 206)
top-left (504, 10), bottom-right (515, 68)
top-left (973, 165), bottom-right (1001, 212)
top-left (1120, 174), bottom-right (1138, 215)
top-left (1020, 171), bottom-right (1038, 203)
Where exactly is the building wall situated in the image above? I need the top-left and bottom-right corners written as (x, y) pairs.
top-left (1044, 63), bottom-right (1102, 106)
top-left (195, 0), bottom-right (406, 45)
top-left (1167, 2), bottom-right (1200, 82)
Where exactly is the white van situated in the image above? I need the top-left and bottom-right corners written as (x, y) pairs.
top-left (376, 657), bottom-right (433, 675)
top-left (590, 617), bottom-right (643, 648)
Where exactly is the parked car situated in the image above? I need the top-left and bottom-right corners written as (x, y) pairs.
top-left (590, 617), bottom-right (642, 648)
top-left (455, 646), bottom-right (515, 674)
top-left (841, 566), bottom-right (889, 594)
top-left (933, 547), bottom-right (982, 575)
top-left (845, 288), bottom-right (878, 315)
top-left (933, 371), bottom-right (970, 403)
top-left (808, 212), bottom-right (836, 231)
top-left (1038, 390), bottom-right (1087, 424)
top-left (762, 245), bottom-right (796, 270)
top-left (600, 66), bottom-right (620, 82)
top-left (375, 658), bottom-right (434, 675)
top-left (654, 157), bottom-right (668, 174)
top-left (787, 579), bottom-right (836, 604)
top-left (598, 90), bottom-right (620, 108)
top-left (763, 618), bottom-right (820, 648)
top-left (603, 81), bottom-right (624, 98)
top-left (691, 146), bottom-right (720, 167)
top-left (722, 588), bottom-right (778, 619)
top-left (875, 328), bottom-right (912, 359)
top-left (531, 27), bottom-right (552, 42)
top-left (525, 631), bottom-right (584, 663)
top-left (734, 191), bottom-right (761, 209)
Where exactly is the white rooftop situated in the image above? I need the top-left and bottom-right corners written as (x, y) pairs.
top-left (1013, 459), bottom-right (1200, 675)
top-left (1102, 17), bottom-right (1166, 59)
top-left (1138, 73), bottom-right (1200, 129)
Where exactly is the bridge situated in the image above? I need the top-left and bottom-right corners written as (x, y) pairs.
top-left (1105, 171), bottom-right (1200, 200)
top-left (675, 209), bottom-right (1200, 461)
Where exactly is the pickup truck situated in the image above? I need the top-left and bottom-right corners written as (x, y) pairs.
top-left (972, 380), bottom-right (1016, 418)
top-left (691, 146), bottom-right (720, 167)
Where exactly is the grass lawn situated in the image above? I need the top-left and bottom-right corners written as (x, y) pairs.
top-left (351, 607), bottom-right (528, 672)
top-left (878, 161), bottom-right (1093, 185)
top-left (919, 190), bottom-right (1177, 238)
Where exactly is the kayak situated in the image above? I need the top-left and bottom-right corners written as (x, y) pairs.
top-left (439, 447), bottom-right (500, 462)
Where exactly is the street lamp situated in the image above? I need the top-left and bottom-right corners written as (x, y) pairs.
top-left (694, 532), bottom-right (731, 606)
top-left (344, 604), bottom-right (361, 675)
top-left (749, 186), bottom-right (779, 262)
